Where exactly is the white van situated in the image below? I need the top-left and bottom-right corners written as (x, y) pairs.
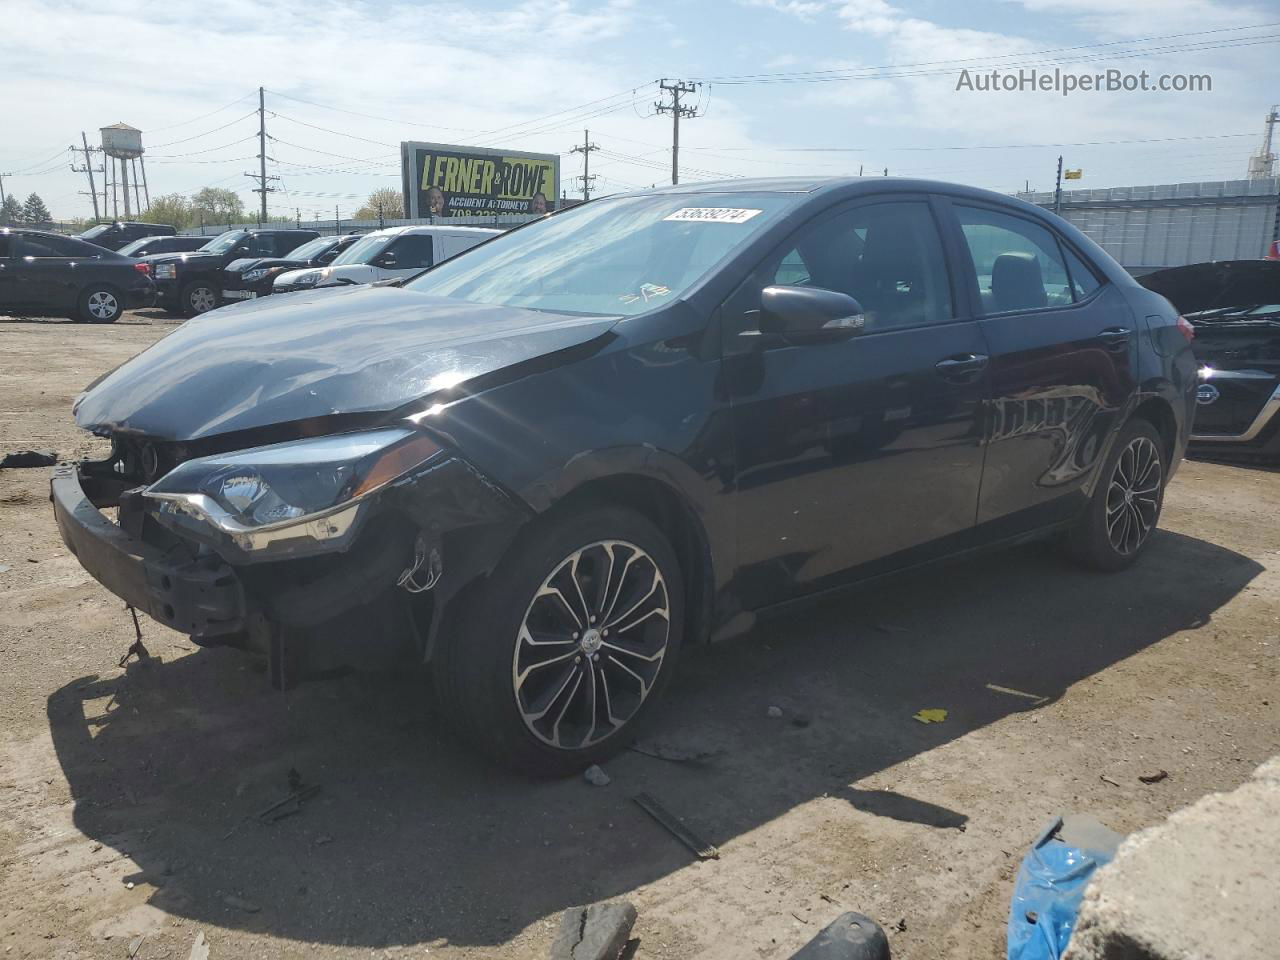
top-left (273, 225), bottom-right (501, 293)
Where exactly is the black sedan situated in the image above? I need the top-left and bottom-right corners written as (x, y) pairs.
top-left (1, 228), bottom-right (154, 322)
top-left (220, 234), bottom-right (362, 303)
top-left (52, 178), bottom-right (1195, 775)
top-left (1140, 259), bottom-right (1280, 461)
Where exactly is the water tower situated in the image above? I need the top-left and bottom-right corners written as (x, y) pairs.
top-left (100, 122), bottom-right (149, 219)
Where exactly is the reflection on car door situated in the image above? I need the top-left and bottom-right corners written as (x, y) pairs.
top-left (943, 201), bottom-right (1137, 535)
top-left (722, 197), bottom-right (990, 607)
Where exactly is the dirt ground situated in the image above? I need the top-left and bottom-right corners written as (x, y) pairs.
top-left (1, 313), bottom-right (1277, 960)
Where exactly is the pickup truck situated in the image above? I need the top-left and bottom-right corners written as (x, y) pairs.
top-left (141, 228), bottom-right (319, 316)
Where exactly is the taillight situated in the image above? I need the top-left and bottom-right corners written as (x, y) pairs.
top-left (1176, 315), bottom-right (1195, 342)
top-left (133, 262), bottom-right (151, 276)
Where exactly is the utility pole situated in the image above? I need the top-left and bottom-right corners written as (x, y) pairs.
top-left (570, 129), bottom-right (599, 200)
top-left (1054, 155), bottom-right (1064, 214)
top-left (245, 86), bottom-right (278, 221)
top-left (654, 79), bottom-right (700, 185)
top-left (71, 134), bottom-right (102, 221)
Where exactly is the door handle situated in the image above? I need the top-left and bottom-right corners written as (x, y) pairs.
top-left (934, 353), bottom-right (989, 383)
top-left (1097, 327), bottom-right (1132, 352)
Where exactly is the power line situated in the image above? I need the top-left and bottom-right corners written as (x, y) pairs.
top-left (149, 111), bottom-right (258, 149)
top-left (147, 90), bottom-right (258, 133)
top-left (692, 20), bottom-right (1280, 84)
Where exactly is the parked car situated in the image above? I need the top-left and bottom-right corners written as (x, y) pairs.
top-left (116, 235), bottom-right (212, 258)
top-left (221, 234), bottom-right (361, 303)
top-left (272, 225), bottom-right (500, 292)
top-left (0, 227), bottom-right (154, 322)
top-left (79, 221), bottom-right (177, 251)
top-left (1139, 259), bottom-right (1280, 461)
top-left (52, 178), bottom-right (1195, 775)
top-left (141, 228), bottom-right (319, 316)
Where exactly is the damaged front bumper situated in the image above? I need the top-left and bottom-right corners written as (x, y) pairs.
top-left (50, 463), bottom-right (246, 638)
top-left (50, 447), bottom-right (533, 684)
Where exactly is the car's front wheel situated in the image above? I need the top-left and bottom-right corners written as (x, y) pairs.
top-left (1068, 417), bottom-right (1167, 571)
top-left (180, 280), bottom-right (220, 317)
top-left (77, 285), bottom-right (122, 323)
top-left (434, 505), bottom-right (684, 776)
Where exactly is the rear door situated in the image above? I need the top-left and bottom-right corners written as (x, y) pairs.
top-left (941, 200), bottom-right (1136, 536)
top-left (12, 234), bottom-right (95, 311)
top-left (723, 195), bottom-right (990, 607)
top-left (0, 233), bottom-right (18, 310)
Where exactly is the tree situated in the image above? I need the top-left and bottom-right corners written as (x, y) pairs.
top-left (191, 186), bottom-right (244, 224)
top-left (21, 193), bottom-right (52, 225)
top-left (0, 196), bottom-right (21, 225)
top-left (142, 194), bottom-right (194, 230)
top-left (353, 187), bottom-right (404, 221)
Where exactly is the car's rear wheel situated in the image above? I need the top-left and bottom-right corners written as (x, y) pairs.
top-left (77, 286), bottom-right (122, 323)
top-left (180, 280), bottom-right (220, 317)
top-left (1068, 417), bottom-right (1166, 571)
top-left (433, 506), bottom-right (684, 777)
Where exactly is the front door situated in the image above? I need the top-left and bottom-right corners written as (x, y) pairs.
top-left (942, 201), bottom-right (1138, 536)
top-left (722, 197), bottom-right (990, 608)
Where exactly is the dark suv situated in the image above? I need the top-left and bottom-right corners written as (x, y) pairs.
top-left (221, 234), bottom-right (361, 303)
top-left (79, 221), bottom-right (177, 251)
top-left (53, 178), bottom-right (1196, 775)
top-left (142, 228), bottom-right (319, 316)
top-left (0, 228), bottom-right (154, 322)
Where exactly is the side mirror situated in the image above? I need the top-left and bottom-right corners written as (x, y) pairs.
top-left (758, 285), bottom-right (865, 342)
top-left (377, 253), bottom-right (398, 268)
top-left (319, 250), bottom-right (338, 263)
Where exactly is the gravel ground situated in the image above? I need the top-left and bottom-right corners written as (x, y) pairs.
top-left (1, 313), bottom-right (1277, 960)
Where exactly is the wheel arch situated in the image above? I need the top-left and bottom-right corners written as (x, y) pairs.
top-left (546, 472), bottom-right (716, 650)
top-left (1130, 395), bottom-right (1178, 469)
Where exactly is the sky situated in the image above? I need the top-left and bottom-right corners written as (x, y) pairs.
top-left (2, 0), bottom-right (1277, 222)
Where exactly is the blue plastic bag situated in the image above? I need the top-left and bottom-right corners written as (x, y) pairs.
top-left (1007, 816), bottom-right (1121, 960)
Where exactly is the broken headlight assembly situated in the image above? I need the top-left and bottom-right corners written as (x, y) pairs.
top-left (142, 428), bottom-right (442, 561)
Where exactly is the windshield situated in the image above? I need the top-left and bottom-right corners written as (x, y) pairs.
top-left (284, 237), bottom-right (334, 260)
top-left (405, 193), bottom-right (794, 315)
top-left (332, 233), bottom-right (394, 265)
top-left (79, 224), bottom-right (111, 240)
top-left (116, 239), bottom-right (150, 256)
top-left (202, 230), bottom-right (248, 254)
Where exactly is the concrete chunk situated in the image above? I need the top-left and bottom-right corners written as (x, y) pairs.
top-left (549, 900), bottom-right (637, 960)
top-left (1063, 757), bottom-right (1280, 960)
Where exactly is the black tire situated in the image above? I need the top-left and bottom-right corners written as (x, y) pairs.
top-left (179, 279), bottom-right (220, 317)
top-left (1067, 417), bottom-right (1167, 571)
top-left (433, 505), bottom-right (684, 777)
top-left (76, 285), bottom-right (123, 323)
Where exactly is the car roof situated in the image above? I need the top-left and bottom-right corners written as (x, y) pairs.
top-left (622, 175), bottom-right (1044, 211)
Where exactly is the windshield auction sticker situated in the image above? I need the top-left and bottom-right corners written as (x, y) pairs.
top-left (663, 207), bottom-right (763, 224)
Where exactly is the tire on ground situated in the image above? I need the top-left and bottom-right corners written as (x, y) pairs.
top-left (77, 285), bottom-right (123, 324)
top-left (180, 280), bottom-right (220, 317)
top-left (433, 504), bottom-right (685, 777)
top-left (1067, 416), bottom-right (1167, 572)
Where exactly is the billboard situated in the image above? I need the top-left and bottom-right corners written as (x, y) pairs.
top-left (401, 141), bottom-right (559, 219)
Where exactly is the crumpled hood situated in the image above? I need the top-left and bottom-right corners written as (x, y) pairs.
top-left (74, 285), bottom-right (619, 441)
top-left (225, 256), bottom-right (308, 274)
top-left (1138, 259), bottom-right (1280, 316)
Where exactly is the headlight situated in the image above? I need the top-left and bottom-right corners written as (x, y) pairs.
top-left (154, 263), bottom-right (176, 279)
top-left (143, 428), bottom-right (442, 557)
top-left (242, 268), bottom-right (272, 282)
top-left (293, 269), bottom-right (327, 287)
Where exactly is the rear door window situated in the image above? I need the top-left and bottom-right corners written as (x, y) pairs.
top-left (1063, 247), bottom-right (1103, 300)
top-left (17, 235), bottom-right (89, 258)
top-left (955, 206), bottom-right (1073, 313)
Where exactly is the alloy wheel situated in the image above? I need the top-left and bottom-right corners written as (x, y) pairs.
top-left (87, 291), bottom-right (118, 320)
top-left (1105, 436), bottom-right (1162, 556)
top-left (512, 539), bottom-right (670, 750)
top-left (189, 287), bottom-right (217, 313)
